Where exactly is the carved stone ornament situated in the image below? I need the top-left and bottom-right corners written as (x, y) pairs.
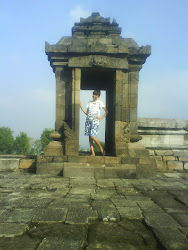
top-left (89, 55), bottom-right (107, 67)
top-left (63, 122), bottom-right (77, 140)
top-left (116, 121), bottom-right (131, 143)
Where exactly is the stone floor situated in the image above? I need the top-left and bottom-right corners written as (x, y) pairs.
top-left (0, 171), bottom-right (188, 249)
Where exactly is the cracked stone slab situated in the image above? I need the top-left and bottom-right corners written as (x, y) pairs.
top-left (118, 207), bottom-right (143, 220)
top-left (0, 223), bottom-right (28, 237)
top-left (0, 235), bottom-right (40, 249)
top-left (32, 208), bottom-right (68, 223)
top-left (144, 212), bottom-right (180, 228)
top-left (2, 208), bottom-right (37, 223)
top-left (153, 227), bottom-right (188, 249)
top-left (87, 221), bottom-right (157, 249)
top-left (37, 237), bottom-right (84, 250)
top-left (17, 198), bottom-right (54, 208)
top-left (65, 207), bottom-right (98, 224)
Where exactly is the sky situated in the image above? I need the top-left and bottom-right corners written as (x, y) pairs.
top-left (0, 0), bottom-right (188, 149)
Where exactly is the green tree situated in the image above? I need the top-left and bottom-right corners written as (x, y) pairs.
top-left (14, 132), bottom-right (31, 155)
top-left (40, 128), bottom-right (55, 152)
top-left (30, 139), bottom-right (42, 155)
top-left (0, 127), bottom-right (14, 154)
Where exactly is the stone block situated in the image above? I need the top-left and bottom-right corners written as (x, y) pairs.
top-left (173, 150), bottom-right (188, 157)
top-left (155, 150), bottom-right (173, 156)
top-left (179, 156), bottom-right (188, 162)
top-left (184, 163), bottom-right (188, 170)
top-left (163, 156), bottom-right (176, 161)
top-left (118, 207), bottom-right (143, 220)
top-left (105, 165), bottom-right (136, 179)
top-left (65, 140), bottom-right (79, 156)
top-left (87, 156), bottom-right (105, 164)
top-left (129, 108), bottom-right (137, 122)
top-left (36, 162), bottom-right (63, 175)
top-left (136, 164), bottom-right (157, 178)
top-left (94, 166), bottom-right (105, 178)
top-left (153, 156), bottom-right (162, 161)
top-left (19, 159), bottom-right (35, 169)
top-left (167, 161), bottom-right (183, 170)
top-left (68, 156), bottom-right (88, 163)
top-left (139, 157), bottom-right (156, 165)
top-left (156, 160), bottom-right (167, 171)
top-left (0, 159), bottom-right (20, 171)
top-left (149, 150), bottom-right (155, 156)
top-left (32, 208), bottom-right (68, 223)
top-left (63, 165), bottom-right (95, 178)
top-left (0, 223), bottom-right (28, 237)
top-left (130, 95), bottom-right (138, 108)
top-left (121, 157), bottom-right (139, 164)
top-left (104, 157), bottom-right (121, 164)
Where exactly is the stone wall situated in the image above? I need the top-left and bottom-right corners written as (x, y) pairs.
top-left (0, 155), bottom-right (36, 171)
top-left (138, 118), bottom-right (188, 172)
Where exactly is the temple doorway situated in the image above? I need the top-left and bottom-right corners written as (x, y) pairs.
top-left (79, 68), bottom-right (116, 155)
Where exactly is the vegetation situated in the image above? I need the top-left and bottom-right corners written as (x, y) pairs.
top-left (14, 132), bottom-right (31, 155)
top-left (40, 128), bottom-right (55, 152)
top-left (0, 127), bottom-right (14, 154)
top-left (0, 127), bottom-right (54, 155)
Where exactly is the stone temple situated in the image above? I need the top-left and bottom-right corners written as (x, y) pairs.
top-left (36, 12), bottom-right (158, 178)
top-left (44, 12), bottom-right (151, 158)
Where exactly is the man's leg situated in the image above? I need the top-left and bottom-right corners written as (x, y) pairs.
top-left (90, 136), bottom-right (103, 154)
top-left (89, 136), bottom-right (95, 156)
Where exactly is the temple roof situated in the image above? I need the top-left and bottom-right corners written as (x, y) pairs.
top-left (72, 12), bottom-right (121, 37)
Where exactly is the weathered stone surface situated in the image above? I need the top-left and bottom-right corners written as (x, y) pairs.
top-left (144, 212), bottom-right (180, 228)
top-left (1, 171), bottom-right (188, 248)
top-left (136, 164), bottom-right (157, 178)
top-left (32, 208), bottom-right (68, 223)
top-left (0, 159), bottom-right (20, 171)
top-left (0, 223), bottom-right (28, 237)
top-left (163, 156), bottom-right (176, 161)
top-left (167, 161), bottom-right (183, 170)
top-left (36, 162), bottom-right (63, 175)
top-left (65, 207), bottom-right (98, 224)
top-left (68, 55), bottom-right (128, 69)
top-left (156, 160), bottom-right (167, 171)
top-left (153, 227), bottom-right (188, 249)
top-left (118, 207), bottom-right (143, 220)
top-left (19, 159), bottom-right (35, 169)
top-left (38, 237), bottom-right (84, 250)
top-left (105, 166), bottom-right (136, 179)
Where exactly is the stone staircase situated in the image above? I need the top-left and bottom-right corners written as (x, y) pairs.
top-left (36, 144), bottom-right (157, 179)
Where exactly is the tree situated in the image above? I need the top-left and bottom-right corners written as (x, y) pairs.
top-left (30, 139), bottom-right (42, 155)
top-left (14, 132), bottom-right (31, 155)
top-left (0, 127), bottom-right (14, 154)
top-left (40, 128), bottom-right (55, 152)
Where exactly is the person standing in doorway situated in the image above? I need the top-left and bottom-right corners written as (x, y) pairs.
top-left (80, 90), bottom-right (109, 156)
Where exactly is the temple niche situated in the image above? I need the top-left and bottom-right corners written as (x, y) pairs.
top-left (45, 12), bottom-right (151, 157)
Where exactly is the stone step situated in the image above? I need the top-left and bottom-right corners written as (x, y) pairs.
top-left (63, 164), bottom-right (136, 179)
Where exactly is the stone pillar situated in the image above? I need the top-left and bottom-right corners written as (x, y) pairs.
top-left (64, 68), bottom-right (81, 156)
top-left (114, 70), bottom-right (129, 156)
top-left (55, 68), bottom-right (65, 129)
top-left (128, 71), bottom-right (142, 142)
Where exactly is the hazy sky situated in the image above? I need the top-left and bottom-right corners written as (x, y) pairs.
top-left (0, 0), bottom-right (188, 149)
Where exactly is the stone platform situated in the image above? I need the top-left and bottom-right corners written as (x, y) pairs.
top-left (36, 153), bottom-right (157, 179)
top-left (0, 170), bottom-right (188, 249)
